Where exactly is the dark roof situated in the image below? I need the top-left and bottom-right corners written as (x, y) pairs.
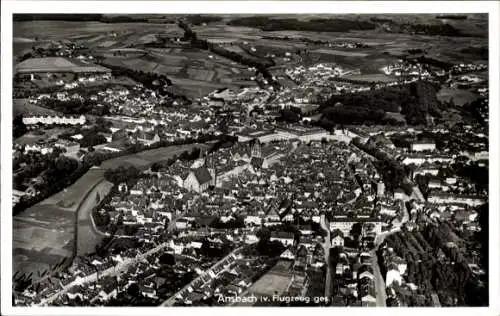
top-left (331, 229), bottom-right (344, 239)
top-left (271, 231), bottom-right (294, 239)
top-left (195, 215), bottom-right (217, 226)
top-left (250, 157), bottom-right (264, 168)
top-left (261, 145), bottom-right (278, 158)
top-left (192, 167), bottom-right (212, 185)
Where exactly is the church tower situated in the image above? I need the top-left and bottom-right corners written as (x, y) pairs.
top-left (251, 139), bottom-right (262, 158)
top-left (206, 154), bottom-right (216, 187)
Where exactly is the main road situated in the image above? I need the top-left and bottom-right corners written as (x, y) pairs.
top-left (320, 214), bottom-right (332, 300)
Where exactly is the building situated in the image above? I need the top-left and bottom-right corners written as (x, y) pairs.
top-left (377, 181), bottom-right (385, 197)
top-left (329, 219), bottom-right (382, 235)
top-left (23, 115), bottom-right (86, 125)
top-left (331, 229), bottom-right (345, 247)
top-left (270, 231), bottom-right (295, 246)
top-left (385, 264), bottom-right (403, 287)
top-left (137, 131), bottom-right (161, 146)
top-left (183, 166), bottom-right (215, 193)
top-left (394, 188), bottom-right (405, 200)
top-left (427, 193), bottom-right (486, 207)
top-left (411, 140), bottom-right (436, 152)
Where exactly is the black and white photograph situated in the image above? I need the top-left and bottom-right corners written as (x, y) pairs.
top-left (1, 1), bottom-right (499, 314)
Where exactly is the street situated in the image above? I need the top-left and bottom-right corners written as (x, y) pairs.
top-left (320, 214), bottom-right (332, 299)
top-left (370, 197), bottom-right (410, 306)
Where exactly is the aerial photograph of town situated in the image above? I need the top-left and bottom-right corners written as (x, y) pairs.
top-left (5, 8), bottom-right (493, 310)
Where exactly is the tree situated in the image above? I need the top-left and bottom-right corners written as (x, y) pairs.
top-left (159, 253), bottom-right (175, 266)
top-left (151, 162), bottom-right (163, 172)
top-left (80, 133), bottom-right (107, 148)
top-left (104, 165), bottom-right (141, 186)
top-left (256, 227), bottom-right (271, 242)
top-left (350, 222), bottom-right (363, 240)
top-left (13, 115), bottom-right (27, 138)
top-left (127, 283), bottom-right (140, 297)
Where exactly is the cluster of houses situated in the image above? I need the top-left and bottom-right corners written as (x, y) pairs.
top-left (330, 251), bottom-right (380, 307)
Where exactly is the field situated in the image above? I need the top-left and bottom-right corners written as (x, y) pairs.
top-left (245, 260), bottom-right (294, 299)
top-left (100, 143), bottom-right (209, 170)
top-left (42, 168), bottom-right (107, 210)
top-left (101, 46), bottom-right (251, 98)
top-left (76, 181), bottom-right (114, 256)
top-left (343, 73), bottom-right (397, 83)
top-left (15, 127), bottom-right (70, 146)
top-left (13, 204), bottom-right (75, 280)
top-left (16, 56), bottom-right (110, 74)
top-left (313, 48), bottom-right (369, 57)
top-left (13, 98), bottom-right (58, 117)
top-left (437, 88), bottom-right (481, 106)
top-left (13, 168), bottom-right (109, 278)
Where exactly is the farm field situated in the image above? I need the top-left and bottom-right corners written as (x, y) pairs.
top-left (13, 204), bottom-right (75, 280)
top-left (100, 142), bottom-right (209, 170)
top-left (343, 73), bottom-right (397, 83)
top-left (437, 88), bottom-right (481, 106)
top-left (313, 48), bottom-right (369, 57)
top-left (16, 56), bottom-right (110, 74)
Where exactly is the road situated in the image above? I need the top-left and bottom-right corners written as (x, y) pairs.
top-left (320, 214), bottom-right (332, 300)
top-left (370, 198), bottom-right (410, 307)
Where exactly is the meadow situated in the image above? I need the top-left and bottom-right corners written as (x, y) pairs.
top-left (437, 88), bottom-right (481, 107)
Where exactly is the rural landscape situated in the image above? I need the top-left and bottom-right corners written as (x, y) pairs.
top-left (10, 13), bottom-right (489, 309)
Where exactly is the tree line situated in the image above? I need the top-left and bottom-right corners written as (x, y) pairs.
top-left (227, 16), bottom-right (376, 33)
top-left (13, 14), bottom-right (149, 23)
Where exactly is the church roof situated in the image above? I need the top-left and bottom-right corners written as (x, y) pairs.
top-left (191, 167), bottom-right (212, 185)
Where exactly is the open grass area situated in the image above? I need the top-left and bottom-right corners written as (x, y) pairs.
top-left (344, 73), bottom-right (397, 83)
top-left (100, 143), bottom-right (209, 170)
top-left (13, 204), bottom-right (75, 279)
top-left (13, 99), bottom-right (58, 117)
top-left (313, 48), bottom-right (369, 57)
top-left (437, 88), bottom-right (481, 107)
top-left (42, 168), bottom-right (107, 211)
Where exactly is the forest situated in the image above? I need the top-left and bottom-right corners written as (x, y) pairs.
top-left (380, 221), bottom-right (487, 306)
top-left (321, 81), bottom-right (440, 126)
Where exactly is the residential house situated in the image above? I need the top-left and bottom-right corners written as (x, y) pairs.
top-left (331, 229), bottom-right (344, 247)
top-left (270, 231), bottom-right (295, 246)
